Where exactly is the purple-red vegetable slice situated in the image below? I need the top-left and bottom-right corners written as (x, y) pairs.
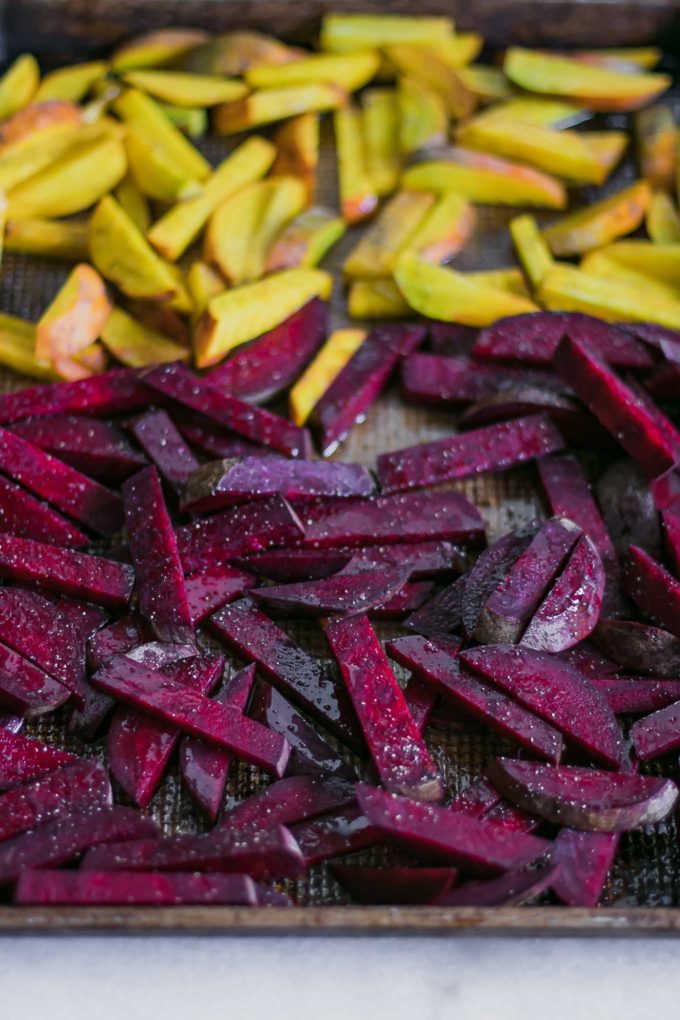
top-left (0, 730), bottom-right (76, 792)
top-left (0, 760), bottom-right (111, 843)
top-left (558, 640), bottom-right (619, 678)
top-left (0, 368), bottom-right (151, 426)
top-left (290, 805), bottom-right (381, 867)
top-left (184, 564), bottom-right (257, 624)
top-left (14, 869), bottom-right (257, 906)
top-left (400, 352), bottom-right (566, 406)
top-left (449, 778), bottom-right (503, 818)
top-left (377, 413), bottom-right (565, 493)
top-left (550, 828), bottom-right (619, 907)
top-left (325, 615), bottom-right (443, 801)
top-left (435, 865), bottom-right (557, 907)
top-left (252, 559), bottom-right (410, 618)
top-left (404, 577), bottom-right (465, 637)
top-left (87, 616), bottom-right (147, 671)
top-left (371, 580), bottom-right (434, 619)
top-left (0, 641), bottom-right (71, 716)
top-left (129, 409), bottom-right (199, 496)
top-left (592, 676), bottom-right (680, 715)
top-left (0, 475), bottom-right (89, 547)
top-left (54, 597), bottom-right (108, 643)
top-left (219, 774), bottom-right (355, 832)
top-left (662, 510), bottom-right (680, 577)
top-left (652, 462), bottom-right (680, 515)
top-left (457, 386), bottom-right (588, 435)
top-left (0, 714), bottom-right (23, 733)
top-left (624, 545), bottom-right (680, 639)
top-left (461, 524), bottom-right (539, 639)
top-left (330, 863), bottom-right (458, 905)
top-left (594, 619), bottom-right (680, 678)
top-left (461, 644), bottom-right (624, 768)
top-left (630, 700), bottom-right (680, 760)
top-left (429, 322), bottom-right (478, 356)
top-left (175, 414), bottom-right (268, 461)
top-left (11, 415), bottom-right (146, 481)
top-left (596, 459), bottom-right (661, 560)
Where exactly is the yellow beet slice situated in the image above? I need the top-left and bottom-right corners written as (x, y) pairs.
top-left (543, 180), bottom-right (651, 257)
top-left (0, 55), bottom-right (39, 120)
top-left (456, 66), bottom-right (512, 104)
top-left (36, 264), bottom-right (112, 367)
top-left (114, 174), bottom-right (151, 233)
top-left (581, 131), bottom-right (628, 180)
top-left (123, 70), bottom-right (247, 107)
top-left (467, 268), bottom-right (532, 299)
top-left (215, 83), bottom-right (346, 134)
top-left (65, 342), bottom-right (109, 380)
top-left (504, 48), bottom-right (670, 112)
top-left (111, 29), bottom-right (210, 72)
top-left (539, 263), bottom-right (680, 329)
top-left (343, 190), bottom-right (435, 279)
top-left (402, 191), bottom-right (475, 264)
top-left (100, 307), bottom-right (189, 368)
top-left (386, 45), bottom-right (476, 119)
top-left (0, 101), bottom-right (82, 148)
top-left (289, 328), bottom-right (367, 425)
top-left (347, 279), bottom-right (409, 319)
top-left (266, 207), bottom-right (345, 272)
top-left (481, 97), bottom-right (588, 129)
top-left (271, 114), bottom-right (319, 204)
top-left (125, 125), bottom-right (202, 203)
top-left (397, 77), bottom-right (447, 156)
top-left (0, 313), bottom-right (54, 380)
top-left (158, 103), bottom-right (208, 137)
top-left (186, 260), bottom-right (225, 320)
top-left (180, 31), bottom-right (304, 75)
top-left (362, 89), bottom-right (400, 196)
top-left (394, 252), bottom-right (538, 325)
top-left (5, 217), bottom-right (89, 260)
top-left (195, 268), bottom-right (332, 368)
top-left (0, 121), bottom-right (88, 192)
top-left (334, 104), bottom-right (378, 224)
top-left (148, 135), bottom-right (276, 261)
top-left (589, 240), bottom-right (680, 286)
top-left (647, 192), bottom-right (680, 244)
top-left (113, 88), bottom-right (210, 182)
top-left (429, 34), bottom-right (483, 69)
top-left (244, 177), bottom-right (308, 282)
top-left (34, 61), bottom-right (108, 103)
top-left (636, 105), bottom-right (676, 193)
top-left (320, 14), bottom-right (454, 53)
top-left (402, 147), bottom-right (567, 209)
top-left (246, 51), bottom-right (380, 93)
top-left (89, 195), bottom-right (180, 303)
top-left (570, 47), bottom-right (662, 71)
top-left (580, 250), bottom-right (680, 305)
top-left (510, 214), bottom-right (554, 289)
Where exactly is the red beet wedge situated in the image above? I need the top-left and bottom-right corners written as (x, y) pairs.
top-left (435, 865), bottom-right (557, 907)
top-left (0, 730), bottom-right (76, 792)
top-left (219, 774), bottom-right (356, 832)
top-left (593, 619), bottom-right (680, 678)
top-left (404, 577), bottom-right (465, 637)
top-left (623, 545), bottom-right (680, 640)
top-left (0, 368), bottom-right (151, 425)
top-left (461, 524), bottom-right (539, 639)
top-left (630, 700), bottom-right (680, 760)
top-left (0, 641), bottom-right (71, 716)
top-left (662, 510), bottom-right (680, 577)
top-left (252, 559), bottom-right (410, 618)
top-left (550, 828), bottom-right (619, 907)
top-left (15, 869), bottom-right (257, 906)
top-left (0, 475), bottom-right (89, 547)
top-left (290, 805), bottom-right (381, 867)
top-left (184, 564), bottom-right (257, 624)
top-left (129, 409), bottom-right (199, 495)
top-left (11, 414), bottom-right (146, 481)
top-left (242, 541), bottom-right (465, 582)
top-left (596, 459), bottom-right (661, 559)
top-left (330, 863), bottom-right (458, 905)
top-left (401, 352), bottom-right (566, 406)
top-left (592, 677), bottom-right (680, 715)
top-left (0, 761), bottom-right (111, 842)
top-left (372, 581), bottom-right (434, 619)
top-left (175, 415), bottom-right (268, 461)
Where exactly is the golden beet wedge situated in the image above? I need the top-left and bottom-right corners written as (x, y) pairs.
top-left (543, 180), bottom-right (651, 257)
top-left (0, 313), bottom-right (54, 381)
top-left (5, 217), bottom-right (89, 260)
top-left (123, 70), bottom-right (247, 107)
top-left (289, 328), bottom-right (367, 425)
top-left (467, 268), bottom-right (532, 299)
top-left (385, 45), bottom-right (476, 120)
top-left (100, 307), bottom-right (189, 368)
top-left (186, 260), bottom-right (226, 321)
top-left (538, 263), bottom-right (680, 330)
top-left (510, 214), bottom-right (554, 290)
top-left (347, 279), bottom-right (409, 319)
top-left (580, 250), bottom-right (680, 305)
top-left (114, 174), bottom-right (151, 233)
top-left (158, 103), bottom-right (208, 137)
top-left (569, 47), bottom-right (662, 71)
top-left (194, 268), bottom-right (332, 368)
top-left (586, 240), bottom-right (680, 286)
top-left (36, 264), bottom-right (112, 368)
top-left (636, 105), bottom-right (677, 193)
top-left (0, 55), bottom-right (39, 120)
top-left (334, 104), bottom-right (378, 224)
top-left (67, 342), bottom-right (109, 379)
top-left (272, 114), bottom-right (319, 204)
top-left (113, 88), bottom-right (211, 182)
top-left (402, 147), bottom-right (566, 209)
top-left (111, 29), bottom-right (210, 72)
top-left (362, 89), bottom-right (400, 196)
top-left (481, 97), bottom-right (589, 129)
top-left (266, 207), bottom-right (345, 272)
top-left (429, 34), bottom-right (483, 69)
top-left (125, 125), bottom-right (202, 203)
top-left (0, 101), bottom-right (82, 148)
top-left (246, 51), bottom-right (380, 93)
top-left (404, 192), bottom-right (476, 264)
top-left (35, 61), bottom-right (108, 103)
top-left (504, 47), bottom-right (671, 112)
top-left (320, 14), bottom-right (455, 54)
top-left (581, 131), bottom-right (628, 180)
top-left (647, 192), bottom-right (680, 244)
top-left (397, 77), bottom-right (447, 156)
top-left (214, 83), bottom-right (346, 134)
top-left (0, 121), bottom-right (88, 192)
top-left (180, 31), bottom-right (304, 75)
top-left (456, 66), bottom-right (512, 103)
top-left (343, 190), bottom-right (435, 279)
top-left (394, 252), bottom-right (538, 325)
top-left (148, 135), bottom-right (276, 261)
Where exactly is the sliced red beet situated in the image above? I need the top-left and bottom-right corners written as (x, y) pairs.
top-left (0, 641), bottom-right (71, 716)
top-left (11, 415), bottom-right (146, 481)
top-left (309, 323), bottom-right (425, 455)
top-left (473, 312), bottom-right (652, 368)
top-left (449, 778), bottom-right (503, 818)
top-left (557, 640), bottom-right (619, 678)
top-left (92, 653), bottom-right (290, 777)
top-left (475, 517), bottom-right (581, 645)
top-left (401, 675), bottom-right (437, 734)
top-left (290, 804), bottom-right (382, 867)
top-left (458, 385), bottom-right (589, 434)
top-left (254, 884), bottom-right (293, 906)
top-left (176, 495), bottom-right (304, 574)
top-left (240, 548), bottom-right (352, 582)
top-left (0, 426), bottom-right (122, 536)
top-left (0, 368), bottom-right (151, 425)
top-left (181, 456), bottom-right (375, 513)
top-left (0, 730), bottom-right (76, 792)
top-left (0, 805), bottom-right (159, 885)
top-left (488, 757), bottom-right (678, 831)
top-left (241, 541), bottom-right (465, 583)
top-left (357, 784), bottom-right (550, 877)
top-left (331, 863), bottom-right (457, 905)
top-left (129, 409), bottom-right (199, 496)
top-left (435, 865), bottom-right (557, 907)
top-left (484, 798), bottom-right (539, 834)
top-left (386, 634), bottom-right (563, 762)
top-left (206, 298), bottom-right (328, 403)
top-left (550, 828), bottom-right (619, 907)
top-left (461, 524), bottom-right (539, 639)
top-left (371, 581), bottom-right (435, 619)
top-left (652, 462), bottom-right (680, 515)
top-left (54, 597), bottom-right (108, 642)
top-left (0, 475), bottom-right (89, 547)
top-left (0, 534), bottom-right (134, 609)
top-left (179, 663), bottom-right (256, 821)
top-left (630, 700), bottom-right (680, 760)
top-left (143, 361), bottom-right (312, 459)
top-left (87, 616), bottom-right (147, 671)
top-left (624, 545), bottom-right (680, 639)
top-left (175, 414), bottom-right (269, 461)
top-left (325, 615), bottom-right (442, 801)
top-left (594, 619), bottom-right (680, 678)
top-left (209, 598), bottom-right (363, 752)
top-left (376, 414), bottom-right (565, 493)
top-left (404, 576), bottom-right (465, 637)
top-left (596, 459), bottom-right (661, 559)
top-left (662, 510), bottom-right (680, 577)
top-left (429, 322), bottom-right (478, 356)
top-left (249, 683), bottom-right (357, 781)
top-left (554, 336), bottom-right (678, 478)
top-left (184, 564), bottom-right (257, 624)
top-left (15, 869), bottom-right (257, 906)
top-left (252, 559), bottom-right (410, 618)
top-left (220, 774), bottom-right (355, 832)
top-left (401, 353), bottom-right (566, 406)
top-left (592, 676), bottom-right (680, 715)
top-left (0, 761), bottom-right (111, 843)
top-left (460, 644), bottom-right (624, 768)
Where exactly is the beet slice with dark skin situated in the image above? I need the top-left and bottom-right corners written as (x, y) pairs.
top-left (458, 385), bottom-right (589, 434)
top-left (309, 323), bottom-right (425, 456)
top-left (0, 534), bottom-right (134, 609)
top-left (404, 576), bottom-right (465, 638)
top-left (206, 298), bottom-right (328, 403)
top-left (175, 414), bottom-right (268, 461)
top-left (592, 676), bottom-right (680, 715)
top-left (461, 524), bottom-right (539, 639)
top-left (209, 598), bottom-right (364, 753)
top-left (371, 580), bottom-right (435, 619)
top-left (11, 415), bottom-right (146, 481)
top-left (179, 663), bottom-right (256, 821)
top-left (184, 564), bottom-right (257, 624)
top-left (357, 784), bottom-right (550, 877)
top-left (290, 805), bottom-right (382, 867)
top-left (435, 865), bottom-right (557, 907)
top-left (142, 361), bottom-right (312, 459)
top-left (0, 426), bottom-right (123, 536)
top-left (181, 455), bottom-right (375, 513)
top-left (627, 374), bottom-right (680, 454)
top-left (386, 634), bottom-right (563, 762)
top-left (241, 541), bottom-right (466, 583)
top-left (0, 760), bottom-right (111, 843)
top-left (488, 757), bottom-right (678, 831)
top-left (15, 869), bottom-right (258, 906)
top-left (0, 368), bottom-right (151, 426)
top-left (429, 322), bottom-right (478, 356)
top-left (0, 475), bottom-right (89, 548)
top-left (92, 653), bottom-right (291, 777)
top-left (662, 509), bottom-right (680, 577)
top-left (401, 353), bottom-right (567, 406)
top-left (475, 517), bottom-right (582, 645)
top-left (219, 775), bottom-right (356, 832)
top-left (325, 615), bottom-right (443, 801)
top-left (252, 559), bottom-right (411, 618)
top-left (330, 864), bottom-right (458, 905)
top-left (249, 683), bottom-right (358, 782)
top-left (377, 413), bottom-right (565, 493)
top-left (129, 409), bottom-right (199, 496)
top-left (0, 730), bottom-right (76, 792)
top-left (176, 495), bottom-right (305, 574)
top-left (554, 336), bottom-right (678, 478)
top-left (460, 644), bottom-right (624, 768)
top-left (550, 828), bottom-right (619, 907)
top-left (241, 548), bottom-right (353, 582)
top-left (630, 700), bottom-right (680, 760)
top-left (593, 619), bottom-right (680, 678)
top-left (473, 312), bottom-right (653, 368)
top-left (624, 545), bottom-right (680, 639)
top-left (596, 459), bottom-right (661, 559)
top-left (0, 805), bottom-right (159, 886)
top-left (0, 641), bottom-right (71, 717)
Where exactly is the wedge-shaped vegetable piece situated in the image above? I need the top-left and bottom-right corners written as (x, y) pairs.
top-left (0, 118), bottom-right (93, 193)
top-left (624, 545), bottom-right (680, 639)
top-left (586, 240), bottom-right (680, 286)
top-left (472, 96), bottom-right (588, 129)
top-left (555, 335), bottom-right (678, 477)
top-left (100, 307), bottom-right (189, 369)
top-left (543, 181), bottom-right (651, 257)
top-left (596, 459), bottom-right (661, 560)
top-left (0, 640), bottom-right (70, 717)
top-left (0, 731), bottom-right (76, 792)
top-left (0, 368), bottom-right (150, 425)
top-left (113, 88), bottom-right (209, 183)
top-left (123, 69), bottom-right (246, 107)
top-left (347, 279), bottom-right (409, 319)
top-left (12, 414), bottom-right (145, 482)
top-left (509, 214), bottom-right (554, 290)
top-left (290, 804), bottom-right (380, 867)
top-left (571, 47), bottom-right (662, 71)
top-left (34, 264), bottom-right (111, 374)
top-left (403, 579), bottom-right (465, 639)
top-left (631, 693), bottom-right (680, 758)
top-left (537, 455), bottom-right (616, 569)
top-left (0, 313), bottom-right (53, 382)
top-left (320, 13), bottom-right (453, 53)
top-left (183, 565), bottom-right (256, 626)
top-left (129, 409), bottom-right (198, 496)
top-left (0, 761), bottom-right (111, 843)
top-left (550, 828), bottom-right (619, 906)
top-left (435, 866), bottom-right (557, 907)
top-left (504, 48), bottom-right (670, 111)
top-left (662, 510), bottom-right (680, 577)
top-left (113, 174), bottom-right (151, 233)
top-left (112, 28), bottom-right (209, 71)
top-left (181, 29), bottom-right (302, 74)
top-left (377, 413), bottom-right (564, 494)
top-left (15, 869), bottom-right (256, 906)
top-left (289, 328), bottom-right (366, 426)
top-left (331, 863), bottom-right (456, 905)
top-left (402, 147), bottom-right (566, 209)
top-left (143, 362), bottom-right (312, 459)
top-left (325, 615), bottom-right (441, 801)
top-left (594, 619), bottom-right (680, 679)
top-left (405, 192), bottom-right (476, 265)
top-left (652, 461), bottom-right (680, 515)
top-left (461, 644), bottom-right (624, 768)
top-left (647, 192), bottom-right (680, 244)
top-left (0, 715), bottom-right (22, 734)
top-left (457, 65), bottom-right (512, 102)
top-left (89, 619), bottom-right (145, 673)
top-left (254, 560), bottom-right (410, 619)
top-left (540, 263), bottom-right (680, 331)
top-left (397, 76), bottom-right (447, 155)
top-left (175, 417), bottom-right (272, 461)
top-left (209, 598), bottom-right (362, 753)
top-left (372, 581), bottom-right (435, 620)
top-left (388, 45), bottom-right (476, 120)
top-left (247, 51), bottom-right (379, 92)
top-left (636, 105), bottom-right (676, 192)
top-left (362, 88), bottom-right (400, 196)
top-left (343, 191), bottom-right (435, 280)
top-left (125, 122), bottom-right (202, 203)
top-left (593, 677), bottom-right (680, 716)
top-left (387, 634), bottom-right (563, 762)
top-left (0, 53), bottom-right (37, 119)
top-left (266, 207), bottom-right (344, 273)
top-left (0, 475), bottom-right (88, 548)
top-left (34, 60), bottom-right (107, 102)
top-left (490, 757), bottom-right (677, 832)
top-left (332, 103), bottom-right (378, 224)
top-left (461, 526), bottom-right (540, 641)
top-left (5, 216), bottom-right (89, 260)
top-left (195, 268), bottom-right (331, 369)
top-left (215, 83), bottom-right (346, 135)
top-left (220, 775), bottom-right (354, 834)
top-left (309, 323), bottom-right (424, 455)
top-left (459, 389), bottom-right (594, 433)
top-left (394, 254), bottom-right (537, 327)
top-left (401, 353), bottom-right (563, 407)
top-left (271, 113), bottom-right (319, 204)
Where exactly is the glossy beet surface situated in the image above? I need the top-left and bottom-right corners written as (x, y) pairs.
top-left (461, 525), bottom-right (538, 638)
top-left (631, 700), bottom-right (680, 760)
top-left (252, 559), bottom-right (410, 617)
top-left (184, 564), bottom-right (257, 624)
top-left (290, 805), bottom-right (381, 867)
top-left (550, 828), bottom-right (619, 906)
top-left (596, 459), bottom-right (661, 560)
top-left (15, 869), bottom-right (257, 905)
top-left (0, 368), bottom-right (151, 425)
top-left (624, 545), bottom-right (680, 639)
top-left (0, 730), bottom-right (76, 792)
top-left (0, 641), bottom-right (71, 716)
top-left (404, 577), bottom-right (465, 637)
top-left (401, 352), bottom-right (566, 406)
top-left (129, 409), bottom-right (199, 495)
top-left (593, 620), bottom-right (680, 677)
top-left (592, 677), bottom-right (680, 715)
top-left (219, 775), bottom-right (356, 832)
top-left (11, 414), bottom-right (146, 481)
top-left (434, 866), bottom-right (557, 907)
top-left (0, 760), bottom-right (111, 842)
top-left (241, 541), bottom-right (464, 583)
top-left (0, 475), bottom-right (89, 547)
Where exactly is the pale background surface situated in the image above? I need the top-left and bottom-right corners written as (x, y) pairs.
top-left (1, 935), bottom-right (680, 1019)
